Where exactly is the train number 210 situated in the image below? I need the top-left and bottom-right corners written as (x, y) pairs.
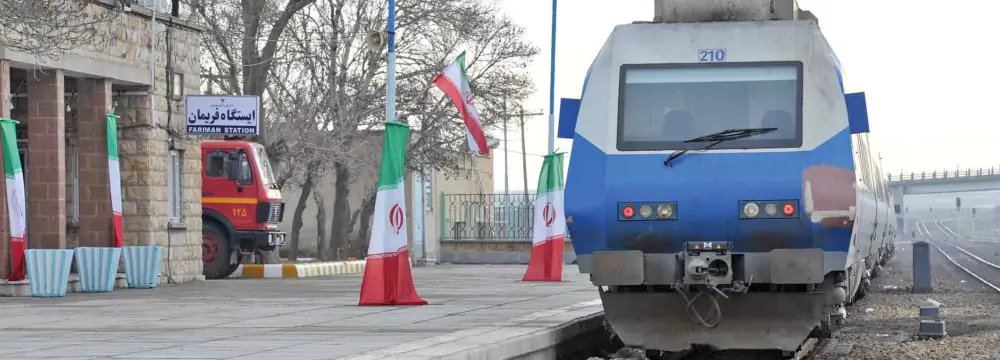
top-left (232, 208), bottom-right (248, 217)
top-left (698, 49), bottom-right (727, 63)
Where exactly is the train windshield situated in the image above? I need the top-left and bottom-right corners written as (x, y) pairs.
top-left (617, 62), bottom-right (803, 151)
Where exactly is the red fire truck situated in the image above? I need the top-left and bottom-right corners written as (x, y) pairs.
top-left (200, 139), bottom-right (286, 279)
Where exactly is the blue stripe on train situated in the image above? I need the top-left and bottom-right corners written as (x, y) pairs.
top-left (565, 128), bottom-right (855, 256)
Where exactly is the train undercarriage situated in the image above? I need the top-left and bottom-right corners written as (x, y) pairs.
top-left (591, 244), bottom-right (895, 355)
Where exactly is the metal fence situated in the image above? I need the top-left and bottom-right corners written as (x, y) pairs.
top-left (889, 167), bottom-right (1000, 181)
top-left (441, 193), bottom-right (537, 241)
top-left (887, 167), bottom-right (1000, 182)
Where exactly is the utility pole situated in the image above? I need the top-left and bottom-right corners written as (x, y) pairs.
top-left (518, 108), bottom-right (544, 194)
top-left (520, 108), bottom-right (541, 238)
top-left (502, 97), bottom-right (509, 198)
top-left (547, 0), bottom-right (558, 154)
top-left (520, 109), bottom-right (528, 197)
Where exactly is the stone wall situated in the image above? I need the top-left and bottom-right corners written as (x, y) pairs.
top-left (2, 3), bottom-right (202, 91)
top-left (0, 2), bottom-right (205, 282)
top-left (102, 4), bottom-right (205, 282)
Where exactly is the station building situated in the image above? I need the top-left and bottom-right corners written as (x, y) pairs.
top-left (0, 0), bottom-right (204, 284)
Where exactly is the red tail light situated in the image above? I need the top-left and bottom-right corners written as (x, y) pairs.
top-left (783, 203), bottom-right (796, 216)
top-left (623, 205), bottom-right (635, 219)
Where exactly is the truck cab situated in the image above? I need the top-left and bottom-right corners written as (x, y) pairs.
top-left (201, 140), bottom-right (286, 279)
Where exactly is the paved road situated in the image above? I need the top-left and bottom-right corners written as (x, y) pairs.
top-left (0, 265), bottom-right (600, 359)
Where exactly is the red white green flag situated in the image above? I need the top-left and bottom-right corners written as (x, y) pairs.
top-left (107, 114), bottom-right (123, 247)
top-left (523, 152), bottom-right (566, 282)
top-left (433, 51), bottom-right (490, 156)
top-left (1, 118), bottom-right (26, 281)
top-left (358, 122), bottom-right (427, 306)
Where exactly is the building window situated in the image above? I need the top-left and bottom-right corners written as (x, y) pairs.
top-left (137, 0), bottom-right (170, 14)
top-left (171, 71), bottom-right (184, 100)
top-left (168, 149), bottom-right (183, 221)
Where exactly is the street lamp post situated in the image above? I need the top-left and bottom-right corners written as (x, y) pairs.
top-left (547, 0), bottom-right (557, 154)
top-left (386, 0), bottom-right (397, 124)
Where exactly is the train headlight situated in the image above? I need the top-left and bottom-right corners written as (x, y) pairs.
top-left (656, 203), bottom-right (674, 219)
top-left (639, 205), bottom-right (653, 219)
top-left (743, 202), bottom-right (760, 218)
top-left (764, 203), bottom-right (777, 216)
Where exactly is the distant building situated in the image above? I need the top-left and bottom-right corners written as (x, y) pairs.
top-left (277, 133), bottom-right (495, 263)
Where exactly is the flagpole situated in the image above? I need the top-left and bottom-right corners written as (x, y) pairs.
top-left (546, 0), bottom-right (557, 154)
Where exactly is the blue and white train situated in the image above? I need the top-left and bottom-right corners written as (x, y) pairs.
top-left (558, 1), bottom-right (897, 353)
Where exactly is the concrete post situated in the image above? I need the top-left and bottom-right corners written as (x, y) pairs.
top-left (912, 241), bottom-right (932, 293)
top-left (890, 185), bottom-right (905, 241)
top-left (76, 78), bottom-right (114, 247)
top-left (0, 60), bottom-right (9, 278)
top-left (411, 174), bottom-right (424, 265)
top-left (26, 69), bottom-right (67, 250)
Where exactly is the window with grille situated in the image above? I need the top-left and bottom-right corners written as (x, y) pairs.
top-left (168, 149), bottom-right (183, 221)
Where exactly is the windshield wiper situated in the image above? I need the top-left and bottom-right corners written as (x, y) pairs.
top-left (663, 127), bottom-right (777, 167)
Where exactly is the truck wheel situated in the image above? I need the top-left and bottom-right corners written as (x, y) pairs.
top-left (202, 223), bottom-right (235, 280)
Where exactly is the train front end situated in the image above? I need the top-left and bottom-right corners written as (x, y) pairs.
top-left (562, 19), bottom-right (858, 352)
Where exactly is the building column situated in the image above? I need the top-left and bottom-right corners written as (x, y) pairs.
top-left (0, 60), bottom-right (10, 277)
top-left (77, 79), bottom-right (112, 247)
top-left (114, 93), bottom-right (155, 247)
top-left (27, 70), bottom-right (66, 249)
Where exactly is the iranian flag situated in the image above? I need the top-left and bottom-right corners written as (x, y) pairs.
top-left (523, 153), bottom-right (566, 282)
top-left (107, 114), bottom-right (123, 247)
top-left (1, 118), bottom-right (26, 281)
top-left (358, 121), bottom-right (427, 306)
top-left (433, 51), bottom-right (490, 156)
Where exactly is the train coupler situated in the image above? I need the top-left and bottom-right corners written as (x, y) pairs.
top-left (682, 241), bottom-right (734, 286)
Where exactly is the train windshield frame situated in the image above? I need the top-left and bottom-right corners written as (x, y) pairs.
top-left (616, 61), bottom-right (804, 151)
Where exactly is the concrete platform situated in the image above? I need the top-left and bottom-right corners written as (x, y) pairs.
top-left (0, 264), bottom-right (602, 359)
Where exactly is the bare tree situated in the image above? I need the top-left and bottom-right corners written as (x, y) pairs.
top-left (0, 0), bottom-right (124, 61)
top-left (312, 189), bottom-right (328, 259)
top-left (188, 0), bottom-right (317, 147)
top-left (287, 0), bottom-right (538, 258)
top-left (193, 0), bottom-right (537, 260)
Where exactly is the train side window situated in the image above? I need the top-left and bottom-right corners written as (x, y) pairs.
top-left (858, 140), bottom-right (870, 188)
top-left (206, 151), bottom-right (229, 177)
top-left (861, 140), bottom-right (874, 190)
top-left (876, 166), bottom-right (886, 200)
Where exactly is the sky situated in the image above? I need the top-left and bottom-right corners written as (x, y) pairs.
top-left (488, 0), bottom-right (1000, 193)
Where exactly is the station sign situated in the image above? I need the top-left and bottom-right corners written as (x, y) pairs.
top-left (185, 95), bottom-right (260, 135)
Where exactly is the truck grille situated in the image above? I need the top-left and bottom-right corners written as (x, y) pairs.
top-left (257, 202), bottom-right (286, 224)
top-left (267, 202), bottom-right (285, 224)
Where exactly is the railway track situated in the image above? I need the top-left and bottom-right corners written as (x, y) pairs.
top-left (915, 221), bottom-right (1000, 293)
top-left (794, 338), bottom-right (825, 360)
top-left (564, 326), bottom-right (827, 359)
top-left (934, 220), bottom-right (1000, 245)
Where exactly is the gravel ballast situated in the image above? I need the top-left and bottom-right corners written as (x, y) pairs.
top-left (811, 222), bottom-right (1000, 359)
top-left (577, 220), bottom-right (1000, 359)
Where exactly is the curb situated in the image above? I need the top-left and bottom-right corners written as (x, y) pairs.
top-left (230, 260), bottom-right (367, 279)
top-left (341, 299), bottom-right (605, 360)
top-left (0, 273), bottom-right (171, 297)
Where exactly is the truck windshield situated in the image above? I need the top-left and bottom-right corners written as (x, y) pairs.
top-left (617, 62), bottom-right (803, 151)
top-left (251, 144), bottom-right (277, 186)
